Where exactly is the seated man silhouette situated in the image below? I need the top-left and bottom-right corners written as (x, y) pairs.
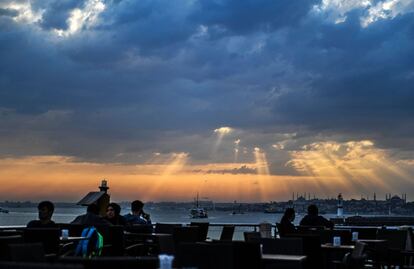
top-left (278, 208), bottom-right (296, 236)
top-left (71, 203), bottom-right (111, 226)
top-left (124, 200), bottom-right (151, 225)
top-left (27, 200), bottom-right (57, 228)
top-left (300, 204), bottom-right (334, 229)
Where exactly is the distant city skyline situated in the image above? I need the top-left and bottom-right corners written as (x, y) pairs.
top-left (0, 0), bottom-right (414, 201)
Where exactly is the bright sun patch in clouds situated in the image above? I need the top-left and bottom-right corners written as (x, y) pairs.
top-left (55, 0), bottom-right (105, 37)
top-left (214, 126), bottom-right (233, 135)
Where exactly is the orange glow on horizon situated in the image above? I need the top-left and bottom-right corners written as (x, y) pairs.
top-left (0, 139), bottom-right (413, 202)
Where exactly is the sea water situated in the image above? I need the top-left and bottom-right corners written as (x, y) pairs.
top-left (0, 206), bottom-right (339, 240)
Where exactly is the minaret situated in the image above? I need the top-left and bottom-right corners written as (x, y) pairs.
top-left (337, 193), bottom-right (344, 217)
top-left (99, 179), bottom-right (109, 193)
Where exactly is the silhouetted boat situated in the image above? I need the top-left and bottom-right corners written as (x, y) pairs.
top-left (190, 193), bottom-right (208, 219)
top-left (264, 207), bottom-right (283, 214)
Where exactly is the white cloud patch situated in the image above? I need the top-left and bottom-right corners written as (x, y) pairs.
top-left (314, 0), bottom-right (414, 27)
top-left (361, 0), bottom-right (414, 27)
top-left (214, 126), bottom-right (233, 135)
top-left (54, 0), bottom-right (105, 37)
top-left (1, 1), bottom-right (42, 23)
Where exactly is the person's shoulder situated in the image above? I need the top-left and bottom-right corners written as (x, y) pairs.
top-left (299, 215), bottom-right (310, 223)
top-left (71, 215), bottom-right (84, 224)
top-left (318, 215), bottom-right (330, 222)
top-left (26, 220), bottom-right (41, 228)
top-left (123, 213), bottom-right (135, 222)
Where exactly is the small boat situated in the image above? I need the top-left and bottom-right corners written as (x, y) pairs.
top-left (264, 207), bottom-right (283, 214)
top-left (190, 193), bottom-right (208, 219)
top-left (0, 207), bottom-right (9, 213)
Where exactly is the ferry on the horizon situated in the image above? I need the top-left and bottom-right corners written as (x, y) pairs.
top-left (190, 193), bottom-right (208, 219)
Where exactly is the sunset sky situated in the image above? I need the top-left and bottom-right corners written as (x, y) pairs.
top-left (0, 0), bottom-right (414, 202)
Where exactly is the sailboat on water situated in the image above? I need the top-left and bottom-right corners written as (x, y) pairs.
top-left (189, 193), bottom-right (208, 219)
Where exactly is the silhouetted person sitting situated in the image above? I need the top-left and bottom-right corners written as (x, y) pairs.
top-left (71, 203), bottom-right (111, 226)
top-left (278, 208), bottom-right (296, 236)
top-left (124, 200), bottom-right (151, 225)
top-left (27, 200), bottom-right (57, 228)
top-left (300, 204), bottom-right (334, 229)
top-left (104, 202), bottom-right (126, 226)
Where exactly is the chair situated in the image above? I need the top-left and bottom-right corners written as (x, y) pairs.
top-left (176, 242), bottom-right (214, 269)
top-left (332, 241), bottom-right (367, 269)
top-left (286, 233), bottom-right (322, 269)
top-left (173, 227), bottom-right (199, 243)
top-left (96, 225), bottom-right (125, 256)
top-left (352, 241), bottom-right (366, 257)
top-left (342, 245), bottom-right (367, 269)
top-left (154, 223), bottom-right (182, 234)
top-left (190, 222), bottom-right (209, 242)
top-left (259, 222), bottom-right (272, 238)
top-left (232, 241), bottom-right (262, 269)
top-left (157, 234), bottom-right (175, 255)
top-left (261, 238), bottom-right (303, 255)
top-left (276, 223), bottom-right (288, 237)
top-left (177, 241), bottom-right (261, 269)
top-left (219, 225), bottom-right (235, 241)
top-left (8, 243), bottom-right (46, 262)
top-left (124, 224), bottom-right (153, 234)
top-left (23, 228), bottom-right (60, 255)
top-left (243, 231), bottom-right (261, 243)
top-left (0, 235), bottom-right (24, 260)
top-left (377, 229), bottom-right (408, 267)
top-left (172, 226), bottom-right (199, 253)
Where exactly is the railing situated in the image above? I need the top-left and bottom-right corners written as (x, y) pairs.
top-left (0, 223), bottom-right (277, 240)
top-left (5, 223), bottom-right (411, 241)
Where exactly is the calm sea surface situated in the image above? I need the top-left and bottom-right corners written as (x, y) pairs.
top-left (0, 206), bottom-right (341, 226)
top-left (0, 206), bottom-right (368, 240)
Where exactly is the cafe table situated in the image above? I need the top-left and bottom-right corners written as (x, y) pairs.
top-left (261, 254), bottom-right (307, 269)
top-left (59, 236), bottom-right (88, 243)
top-left (321, 243), bottom-right (354, 269)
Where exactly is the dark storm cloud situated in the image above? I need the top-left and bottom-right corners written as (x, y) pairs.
top-left (270, 12), bottom-right (414, 149)
top-left (190, 0), bottom-right (319, 35)
top-left (0, 0), bottom-right (414, 165)
top-left (0, 8), bottom-right (18, 17)
top-left (193, 165), bottom-right (257, 175)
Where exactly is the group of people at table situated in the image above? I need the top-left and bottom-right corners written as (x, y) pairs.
top-left (28, 199), bottom-right (333, 238)
top-left (278, 204), bottom-right (334, 236)
top-left (26, 200), bottom-right (152, 228)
